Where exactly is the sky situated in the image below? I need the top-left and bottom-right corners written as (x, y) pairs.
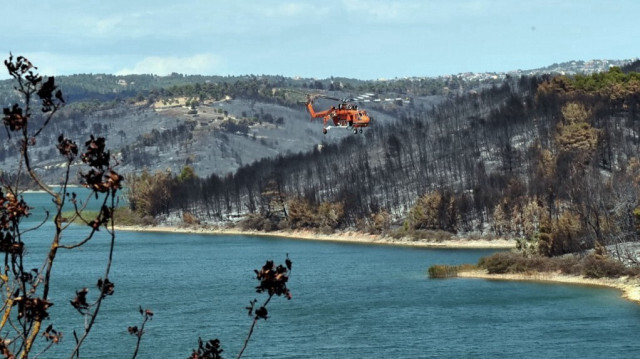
top-left (1, 0), bottom-right (639, 80)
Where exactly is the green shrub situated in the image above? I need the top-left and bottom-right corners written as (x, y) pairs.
top-left (140, 215), bottom-right (157, 226)
top-left (582, 254), bottom-right (629, 278)
top-left (364, 210), bottom-right (391, 234)
top-left (477, 251), bottom-right (636, 278)
top-left (478, 252), bottom-right (517, 274)
top-left (239, 213), bottom-right (276, 232)
top-left (388, 227), bottom-right (408, 239)
top-left (318, 225), bottom-right (334, 235)
top-left (478, 251), bottom-right (558, 274)
top-left (552, 256), bottom-right (582, 276)
top-left (182, 211), bottom-right (199, 226)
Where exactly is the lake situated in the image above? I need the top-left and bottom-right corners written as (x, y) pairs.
top-left (12, 192), bottom-right (640, 358)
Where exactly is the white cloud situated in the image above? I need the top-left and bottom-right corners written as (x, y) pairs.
top-left (260, 2), bottom-right (329, 17)
top-left (343, 0), bottom-right (401, 19)
top-left (341, 0), bottom-right (423, 21)
top-left (338, 0), bottom-right (514, 25)
top-left (116, 54), bottom-right (224, 76)
top-left (75, 12), bottom-right (158, 39)
top-left (93, 15), bottom-right (127, 36)
top-left (261, 3), bottom-right (306, 17)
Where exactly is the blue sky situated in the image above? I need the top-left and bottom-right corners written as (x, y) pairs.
top-left (2, 0), bottom-right (639, 80)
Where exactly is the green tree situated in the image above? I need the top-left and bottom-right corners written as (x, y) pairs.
top-left (555, 102), bottom-right (599, 160)
top-left (409, 191), bottom-right (458, 233)
top-left (126, 169), bottom-right (173, 217)
top-left (178, 165), bottom-right (197, 182)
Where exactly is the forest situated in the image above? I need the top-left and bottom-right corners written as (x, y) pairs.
top-left (2, 57), bottom-right (638, 259)
top-left (125, 62), bottom-right (640, 259)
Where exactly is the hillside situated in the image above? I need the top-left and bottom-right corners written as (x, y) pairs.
top-left (114, 61), bottom-right (640, 264)
top-left (0, 59), bottom-right (630, 184)
top-left (0, 86), bottom-right (417, 182)
top-left (3, 59), bottom-right (640, 260)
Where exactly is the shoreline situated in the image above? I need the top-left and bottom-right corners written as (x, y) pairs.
top-left (113, 225), bottom-right (517, 249)
top-left (458, 269), bottom-right (640, 305)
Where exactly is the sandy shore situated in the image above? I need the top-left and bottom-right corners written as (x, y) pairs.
top-left (458, 269), bottom-right (640, 304)
top-left (113, 225), bottom-right (516, 249)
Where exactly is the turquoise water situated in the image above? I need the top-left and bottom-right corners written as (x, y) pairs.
top-left (12, 192), bottom-right (640, 358)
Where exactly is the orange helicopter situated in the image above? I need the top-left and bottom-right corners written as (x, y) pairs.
top-left (305, 94), bottom-right (372, 135)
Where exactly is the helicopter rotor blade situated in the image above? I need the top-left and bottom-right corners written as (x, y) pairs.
top-left (316, 94), bottom-right (343, 102)
top-left (281, 89), bottom-right (365, 105)
top-left (280, 89), bottom-right (335, 103)
top-left (317, 94), bottom-right (362, 103)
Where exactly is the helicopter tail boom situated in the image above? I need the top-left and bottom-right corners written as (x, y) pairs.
top-left (306, 100), bottom-right (333, 119)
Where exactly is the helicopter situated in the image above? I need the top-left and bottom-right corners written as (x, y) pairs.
top-left (305, 94), bottom-right (372, 135)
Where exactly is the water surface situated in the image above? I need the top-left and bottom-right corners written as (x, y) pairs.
top-left (13, 192), bottom-right (640, 358)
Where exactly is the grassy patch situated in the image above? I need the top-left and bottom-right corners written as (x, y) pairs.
top-left (61, 208), bottom-right (150, 227)
top-left (428, 265), bottom-right (459, 278)
top-left (428, 263), bottom-right (477, 278)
